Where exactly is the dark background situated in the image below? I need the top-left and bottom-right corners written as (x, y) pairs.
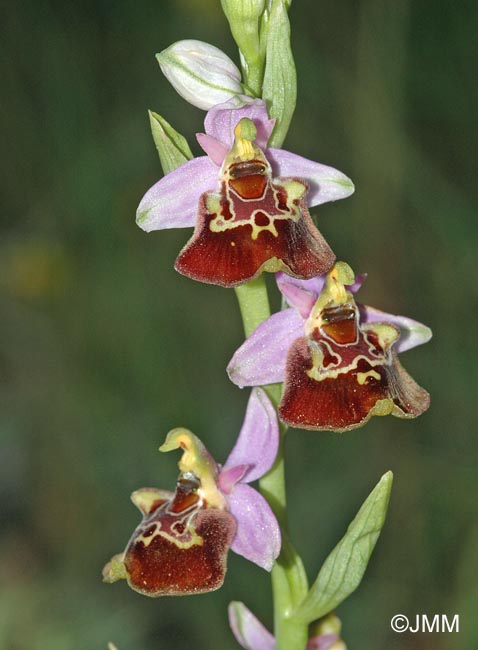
top-left (1, 1), bottom-right (476, 649)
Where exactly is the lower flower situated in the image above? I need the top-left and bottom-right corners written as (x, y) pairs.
top-left (103, 479), bottom-right (236, 597)
top-left (229, 602), bottom-right (347, 650)
top-left (103, 388), bottom-right (281, 596)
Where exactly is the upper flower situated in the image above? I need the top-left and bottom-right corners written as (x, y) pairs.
top-left (102, 388), bottom-right (281, 596)
top-left (228, 263), bottom-right (432, 432)
top-left (136, 99), bottom-right (354, 287)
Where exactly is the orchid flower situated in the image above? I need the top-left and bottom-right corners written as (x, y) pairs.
top-left (228, 263), bottom-right (432, 432)
top-left (136, 99), bottom-right (354, 287)
top-left (228, 602), bottom-right (347, 650)
top-left (103, 388), bottom-right (281, 596)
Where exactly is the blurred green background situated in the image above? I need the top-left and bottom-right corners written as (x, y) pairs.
top-left (1, 1), bottom-right (476, 649)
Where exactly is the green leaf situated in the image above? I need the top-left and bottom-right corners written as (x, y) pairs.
top-left (148, 110), bottom-right (193, 175)
top-left (293, 471), bottom-right (394, 623)
top-left (262, 0), bottom-right (296, 147)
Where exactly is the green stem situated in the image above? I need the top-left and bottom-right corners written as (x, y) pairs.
top-left (244, 56), bottom-right (265, 98)
top-left (234, 278), bottom-right (309, 650)
top-left (234, 275), bottom-right (271, 337)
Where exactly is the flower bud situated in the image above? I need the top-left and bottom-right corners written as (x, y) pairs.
top-left (308, 613), bottom-right (347, 650)
top-left (220, 0), bottom-right (266, 69)
top-left (156, 40), bottom-right (243, 110)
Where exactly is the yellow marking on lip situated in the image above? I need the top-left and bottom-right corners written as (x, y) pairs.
top-left (136, 523), bottom-right (161, 548)
top-left (357, 369), bottom-right (381, 385)
top-left (136, 526), bottom-right (204, 550)
top-left (131, 488), bottom-right (172, 514)
top-left (250, 220), bottom-right (278, 240)
top-left (209, 173), bottom-right (306, 243)
top-left (371, 323), bottom-right (400, 350)
top-left (209, 209), bottom-right (295, 239)
top-left (306, 338), bottom-right (392, 383)
top-left (135, 501), bottom-right (205, 550)
top-left (307, 353), bottom-right (386, 382)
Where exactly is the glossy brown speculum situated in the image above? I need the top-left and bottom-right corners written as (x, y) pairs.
top-left (229, 174), bottom-right (268, 199)
top-left (229, 160), bottom-right (267, 178)
top-left (168, 472), bottom-right (201, 513)
top-left (228, 161), bottom-right (268, 199)
top-left (320, 304), bottom-right (358, 344)
top-left (175, 151), bottom-right (336, 287)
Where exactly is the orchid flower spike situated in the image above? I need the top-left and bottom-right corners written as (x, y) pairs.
top-left (228, 264), bottom-right (432, 432)
top-left (103, 389), bottom-right (281, 596)
top-left (136, 99), bottom-right (354, 287)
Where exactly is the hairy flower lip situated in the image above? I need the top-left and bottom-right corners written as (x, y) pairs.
top-left (103, 389), bottom-right (282, 598)
top-left (278, 335), bottom-right (430, 432)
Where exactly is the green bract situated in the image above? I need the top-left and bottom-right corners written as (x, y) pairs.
top-left (262, 0), bottom-right (296, 147)
top-left (148, 111), bottom-right (193, 175)
top-left (293, 471), bottom-right (394, 623)
top-left (221, 0), bottom-right (266, 96)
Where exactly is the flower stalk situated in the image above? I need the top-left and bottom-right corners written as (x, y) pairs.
top-left (230, 4), bottom-right (310, 642)
top-left (235, 278), bottom-right (309, 650)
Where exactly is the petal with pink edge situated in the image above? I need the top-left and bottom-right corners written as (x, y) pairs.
top-left (227, 309), bottom-right (303, 388)
top-left (222, 388), bottom-right (279, 483)
top-left (359, 305), bottom-right (432, 353)
top-left (136, 156), bottom-right (218, 232)
top-left (276, 271), bottom-right (325, 318)
top-left (218, 464), bottom-right (249, 495)
top-left (205, 98), bottom-right (275, 149)
top-left (228, 483), bottom-right (281, 571)
top-left (348, 272), bottom-right (368, 294)
top-left (196, 133), bottom-right (228, 165)
top-left (228, 601), bottom-right (275, 650)
top-left (267, 149), bottom-right (354, 207)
